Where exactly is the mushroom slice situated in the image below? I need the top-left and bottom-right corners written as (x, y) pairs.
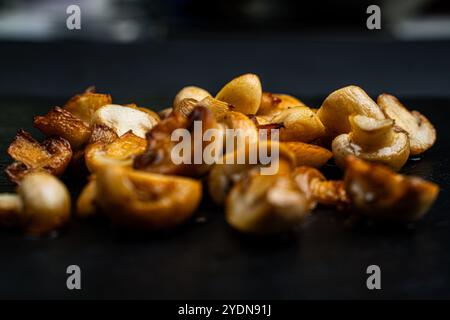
top-left (282, 142), bottom-right (333, 168)
top-left (92, 104), bottom-right (159, 138)
top-left (377, 93), bottom-right (436, 155)
top-left (173, 86), bottom-right (211, 110)
top-left (85, 131), bottom-right (147, 173)
top-left (0, 172), bottom-right (70, 236)
top-left (317, 85), bottom-right (385, 139)
top-left (5, 130), bottom-right (72, 183)
top-left (293, 166), bottom-right (349, 207)
top-left (64, 87), bottom-right (112, 124)
top-left (267, 106), bottom-right (326, 142)
top-left (332, 115), bottom-right (410, 171)
top-left (96, 166), bottom-right (202, 230)
top-left (344, 156), bottom-right (439, 222)
top-left (216, 73), bottom-right (262, 114)
top-left (34, 107), bottom-right (92, 150)
top-left (226, 170), bottom-right (311, 235)
top-left (134, 106), bottom-right (220, 177)
top-left (208, 141), bottom-right (296, 204)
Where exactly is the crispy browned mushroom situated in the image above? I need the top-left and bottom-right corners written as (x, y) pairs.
top-left (0, 172), bottom-right (71, 235)
top-left (95, 166), bottom-right (202, 230)
top-left (344, 156), bottom-right (439, 222)
top-left (134, 106), bottom-right (220, 177)
top-left (332, 115), bottom-right (410, 171)
top-left (34, 107), bottom-right (92, 150)
top-left (64, 87), bottom-right (112, 124)
top-left (377, 93), bottom-right (436, 155)
top-left (5, 130), bottom-right (72, 183)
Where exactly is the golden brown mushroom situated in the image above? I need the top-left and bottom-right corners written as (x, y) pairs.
top-left (85, 131), bottom-right (147, 173)
top-left (261, 106), bottom-right (326, 142)
top-left (95, 166), bottom-right (202, 230)
top-left (377, 93), bottom-right (436, 155)
top-left (64, 87), bottom-right (112, 124)
top-left (216, 73), bottom-right (262, 114)
top-left (226, 166), bottom-right (311, 235)
top-left (317, 85), bottom-right (385, 140)
top-left (282, 142), bottom-right (333, 168)
top-left (34, 107), bottom-right (92, 150)
top-left (332, 115), bottom-right (410, 171)
top-left (5, 130), bottom-right (72, 183)
top-left (0, 172), bottom-right (71, 235)
top-left (344, 156), bottom-right (439, 222)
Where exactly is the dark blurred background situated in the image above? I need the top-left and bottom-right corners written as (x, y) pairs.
top-left (0, 0), bottom-right (450, 103)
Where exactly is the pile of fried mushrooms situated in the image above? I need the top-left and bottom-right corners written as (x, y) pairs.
top-left (0, 74), bottom-right (440, 236)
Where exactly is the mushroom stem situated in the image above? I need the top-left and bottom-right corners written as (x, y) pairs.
top-left (349, 115), bottom-right (394, 150)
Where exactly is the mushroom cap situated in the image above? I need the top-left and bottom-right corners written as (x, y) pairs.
top-left (96, 166), bottom-right (202, 230)
top-left (18, 172), bottom-right (71, 235)
top-left (317, 85), bottom-right (385, 139)
top-left (216, 73), bottom-right (262, 115)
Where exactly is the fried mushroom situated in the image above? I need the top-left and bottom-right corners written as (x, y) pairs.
top-left (96, 166), bottom-right (202, 230)
top-left (5, 130), bottom-right (72, 183)
top-left (344, 156), bottom-right (439, 222)
top-left (377, 93), bottom-right (436, 155)
top-left (332, 115), bottom-right (410, 171)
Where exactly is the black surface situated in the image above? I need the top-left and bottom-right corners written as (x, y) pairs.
top-left (1, 39), bottom-right (450, 100)
top-left (0, 95), bottom-right (449, 299)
